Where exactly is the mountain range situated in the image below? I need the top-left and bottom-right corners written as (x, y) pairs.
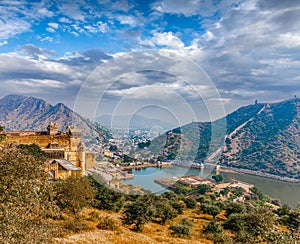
top-left (96, 114), bottom-right (177, 130)
top-left (1, 94), bottom-right (299, 179)
top-left (150, 98), bottom-right (300, 179)
top-left (0, 94), bottom-right (111, 142)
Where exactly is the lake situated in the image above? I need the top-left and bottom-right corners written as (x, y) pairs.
top-left (124, 165), bottom-right (300, 207)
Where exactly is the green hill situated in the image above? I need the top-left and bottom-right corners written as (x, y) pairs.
top-left (222, 99), bottom-right (300, 179)
top-left (150, 98), bottom-right (300, 179)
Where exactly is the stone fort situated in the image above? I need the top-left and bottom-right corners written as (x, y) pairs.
top-left (0, 123), bottom-right (96, 179)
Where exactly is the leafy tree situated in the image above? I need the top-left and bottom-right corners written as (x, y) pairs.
top-left (89, 174), bottom-right (124, 212)
top-left (55, 176), bottom-right (94, 215)
top-left (283, 210), bottom-right (300, 233)
top-left (123, 154), bottom-right (136, 163)
top-left (225, 202), bottom-right (246, 217)
top-left (200, 203), bottom-right (221, 217)
top-left (137, 140), bottom-right (151, 149)
top-left (220, 187), bottom-right (230, 196)
top-left (183, 197), bottom-right (197, 209)
top-left (212, 174), bottom-right (223, 183)
top-left (17, 143), bottom-right (47, 160)
top-left (0, 147), bottom-right (59, 243)
top-left (233, 187), bottom-right (245, 197)
top-left (122, 194), bottom-right (156, 231)
top-left (152, 199), bottom-right (177, 224)
top-left (168, 199), bottom-right (184, 214)
top-left (122, 193), bottom-right (178, 231)
top-left (196, 184), bottom-right (212, 194)
top-left (109, 144), bottom-right (118, 151)
top-left (203, 219), bottom-right (223, 234)
top-left (0, 125), bottom-right (6, 141)
top-left (223, 207), bottom-right (276, 243)
top-left (169, 218), bottom-right (193, 238)
top-left (223, 213), bottom-right (245, 232)
top-left (275, 204), bottom-right (291, 217)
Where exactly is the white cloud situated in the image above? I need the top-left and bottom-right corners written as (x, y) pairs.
top-left (202, 31), bottom-right (215, 41)
top-left (59, 17), bottom-right (72, 23)
top-left (38, 7), bottom-right (54, 17)
top-left (97, 21), bottom-right (109, 33)
top-left (0, 19), bottom-right (31, 39)
top-left (57, 2), bottom-right (86, 21)
top-left (116, 15), bottom-right (139, 27)
top-left (15, 79), bottom-right (65, 88)
top-left (152, 0), bottom-right (217, 17)
top-left (48, 22), bottom-right (59, 29)
top-left (40, 36), bottom-right (54, 42)
top-left (151, 32), bottom-right (185, 49)
top-left (84, 22), bottom-right (109, 34)
top-left (46, 27), bottom-right (55, 33)
top-left (0, 40), bottom-right (8, 46)
top-left (278, 33), bottom-right (300, 48)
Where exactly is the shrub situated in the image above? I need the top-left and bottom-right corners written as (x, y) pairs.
top-left (196, 184), bottom-right (212, 194)
top-left (97, 216), bottom-right (119, 231)
top-left (89, 174), bottom-right (124, 212)
top-left (200, 204), bottom-right (221, 217)
top-left (0, 147), bottom-right (60, 243)
top-left (203, 219), bottom-right (223, 234)
top-left (223, 207), bottom-right (276, 242)
top-left (212, 174), bottom-right (223, 183)
top-left (225, 202), bottom-right (246, 217)
top-left (64, 217), bottom-right (92, 233)
top-left (169, 200), bottom-right (184, 214)
top-left (153, 199), bottom-right (177, 224)
top-left (183, 197), bottom-right (197, 209)
top-left (169, 218), bottom-right (193, 238)
top-left (122, 194), bottom-right (156, 232)
top-left (55, 176), bottom-right (94, 215)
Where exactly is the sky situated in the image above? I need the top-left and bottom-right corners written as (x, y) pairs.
top-left (0, 0), bottom-right (299, 126)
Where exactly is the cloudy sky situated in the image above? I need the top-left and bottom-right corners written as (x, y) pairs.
top-left (0, 0), bottom-right (299, 125)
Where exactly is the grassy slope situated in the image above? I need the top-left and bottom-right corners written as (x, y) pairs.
top-left (55, 208), bottom-right (213, 244)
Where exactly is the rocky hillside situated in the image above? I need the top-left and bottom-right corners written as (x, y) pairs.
top-left (150, 98), bottom-right (300, 179)
top-left (222, 99), bottom-right (300, 179)
top-left (0, 94), bottom-right (111, 142)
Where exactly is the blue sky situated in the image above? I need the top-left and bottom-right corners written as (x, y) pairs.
top-left (0, 0), bottom-right (299, 125)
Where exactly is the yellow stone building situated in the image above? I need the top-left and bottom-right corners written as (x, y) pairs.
top-left (0, 123), bottom-right (96, 179)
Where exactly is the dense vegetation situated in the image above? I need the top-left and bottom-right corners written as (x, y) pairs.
top-left (1, 145), bottom-right (299, 243)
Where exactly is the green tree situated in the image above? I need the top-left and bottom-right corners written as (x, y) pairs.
top-left (203, 219), bottom-right (223, 235)
top-left (122, 194), bottom-right (156, 232)
top-left (225, 202), bottom-right (246, 217)
top-left (55, 176), bottom-right (94, 215)
top-left (250, 186), bottom-right (265, 200)
top-left (284, 210), bottom-right (300, 234)
top-left (212, 174), bottom-right (223, 183)
top-left (17, 143), bottom-right (47, 160)
top-left (89, 174), bottom-right (124, 212)
top-left (0, 147), bottom-right (59, 243)
top-left (223, 213), bottom-right (245, 232)
top-left (183, 197), bottom-right (197, 209)
top-left (169, 218), bottom-right (193, 238)
top-left (200, 203), bottom-right (221, 217)
top-left (109, 144), bottom-right (118, 151)
top-left (153, 199), bottom-right (177, 224)
top-left (196, 184), bottom-right (212, 194)
top-left (223, 207), bottom-right (276, 243)
top-left (0, 125), bottom-right (6, 141)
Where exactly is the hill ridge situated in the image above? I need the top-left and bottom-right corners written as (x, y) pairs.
top-left (0, 94), bottom-right (111, 142)
top-left (150, 98), bottom-right (300, 179)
